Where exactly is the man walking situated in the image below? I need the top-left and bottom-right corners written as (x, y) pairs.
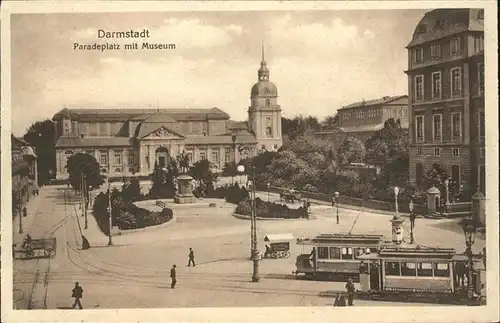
top-left (170, 265), bottom-right (177, 289)
top-left (409, 201), bottom-right (416, 230)
top-left (345, 277), bottom-right (355, 306)
top-left (71, 282), bottom-right (84, 309)
top-left (22, 206), bottom-right (27, 217)
top-left (188, 248), bottom-right (196, 267)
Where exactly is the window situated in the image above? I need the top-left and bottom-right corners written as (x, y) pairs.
top-left (433, 114), bottom-right (442, 142)
top-left (480, 148), bottom-right (485, 158)
top-left (414, 75), bottom-right (424, 100)
top-left (432, 72), bottom-right (441, 99)
top-left (224, 149), bottom-right (231, 163)
top-left (341, 247), bottom-right (354, 260)
top-left (114, 152), bottom-right (122, 165)
top-left (417, 147), bottom-right (423, 156)
top-left (199, 149), bottom-right (207, 160)
top-left (451, 165), bottom-right (460, 187)
top-left (431, 44), bottom-right (441, 59)
top-left (417, 263), bottom-right (433, 276)
top-left (385, 262), bottom-right (400, 276)
top-left (212, 150), bottom-right (219, 165)
top-left (478, 111), bottom-right (485, 138)
top-left (451, 67), bottom-right (462, 95)
top-left (451, 112), bottom-right (462, 139)
top-left (318, 247), bottom-right (329, 259)
top-left (186, 149), bottom-right (194, 163)
top-left (435, 19), bottom-right (444, 29)
top-left (329, 247), bottom-right (341, 259)
top-left (415, 115), bottom-right (424, 142)
top-left (127, 154), bottom-right (134, 166)
top-left (265, 99), bottom-right (270, 106)
top-left (99, 122), bottom-right (108, 136)
top-left (450, 37), bottom-right (460, 54)
top-left (478, 63), bottom-right (484, 95)
top-left (433, 263), bottom-right (450, 277)
top-left (145, 156), bottom-right (149, 170)
top-left (401, 262), bottom-right (417, 276)
top-left (452, 148), bottom-right (460, 157)
top-left (415, 48), bottom-right (423, 62)
top-left (434, 148), bottom-right (441, 157)
top-left (266, 127), bottom-right (272, 137)
top-left (100, 151), bottom-right (108, 165)
top-left (416, 163), bottom-right (424, 186)
top-left (474, 36), bottom-right (484, 53)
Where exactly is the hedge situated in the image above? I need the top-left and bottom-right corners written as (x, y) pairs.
top-left (235, 197), bottom-right (308, 219)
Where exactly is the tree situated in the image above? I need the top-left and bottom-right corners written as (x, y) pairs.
top-left (66, 153), bottom-right (104, 199)
top-left (337, 137), bottom-right (366, 168)
top-left (321, 114), bottom-right (339, 130)
top-left (149, 161), bottom-right (169, 198)
top-left (121, 176), bottom-right (142, 201)
top-left (365, 118), bottom-right (409, 166)
top-left (424, 164), bottom-right (449, 189)
top-left (222, 161), bottom-right (238, 177)
top-left (189, 159), bottom-right (218, 191)
top-left (23, 119), bottom-right (57, 185)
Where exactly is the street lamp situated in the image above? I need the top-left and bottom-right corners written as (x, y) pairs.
top-left (232, 134), bottom-right (237, 185)
top-left (237, 164), bottom-right (245, 186)
top-left (267, 182), bottom-right (271, 202)
top-left (334, 191), bottom-right (340, 224)
top-left (107, 176), bottom-right (113, 246)
top-left (460, 217), bottom-right (477, 299)
top-left (444, 178), bottom-right (450, 214)
top-left (409, 199), bottom-right (415, 244)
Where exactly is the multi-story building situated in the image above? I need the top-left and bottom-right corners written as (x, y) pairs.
top-left (53, 51), bottom-right (283, 180)
top-left (314, 95), bottom-right (409, 147)
top-left (11, 135), bottom-right (38, 215)
top-left (406, 9), bottom-right (485, 194)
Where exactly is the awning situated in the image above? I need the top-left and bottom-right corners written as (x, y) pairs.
top-left (264, 233), bottom-right (294, 242)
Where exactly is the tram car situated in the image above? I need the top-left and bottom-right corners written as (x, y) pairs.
top-left (293, 233), bottom-right (384, 281)
top-left (357, 244), bottom-right (484, 295)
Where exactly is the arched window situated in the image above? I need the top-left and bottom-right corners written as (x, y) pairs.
top-left (266, 127), bottom-right (272, 137)
top-left (416, 163), bottom-right (424, 187)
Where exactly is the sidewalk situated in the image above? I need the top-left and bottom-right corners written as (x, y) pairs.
top-left (12, 189), bottom-right (46, 245)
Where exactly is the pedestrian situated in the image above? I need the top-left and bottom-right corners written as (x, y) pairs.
top-left (71, 282), bottom-right (84, 309)
top-left (333, 292), bottom-right (346, 307)
top-left (482, 247), bottom-right (486, 268)
top-left (22, 206), bottom-right (27, 217)
top-left (170, 264), bottom-right (177, 289)
top-left (345, 277), bottom-right (355, 306)
top-left (188, 248), bottom-right (195, 267)
top-left (409, 208), bottom-right (416, 230)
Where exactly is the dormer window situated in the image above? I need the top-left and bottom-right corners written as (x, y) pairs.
top-left (415, 47), bottom-right (424, 63)
top-left (434, 19), bottom-right (444, 29)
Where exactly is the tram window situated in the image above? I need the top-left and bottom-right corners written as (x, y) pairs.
top-left (341, 247), bottom-right (353, 260)
top-left (401, 262), bottom-right (417, 276)
top-left (329, 247), bottom-right (341, 259)
top-left (318, 247), bottom-right (329, 259)
top-left (417, 263), bottom-right (433, 276)
top-left (356, 248), bottom-right (367, 257)
top-left (434, 263), bottom-right (450, 277)
top-left (385, 262), bottom-right (400, 276)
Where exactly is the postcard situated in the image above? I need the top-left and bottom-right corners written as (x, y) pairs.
top-left (1, 1), bottom-right (498, 322)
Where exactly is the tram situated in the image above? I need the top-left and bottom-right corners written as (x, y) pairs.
top-left (357, 244), bottom-right (484, 295)
top-left (293, 233), bottom-right (384, 281)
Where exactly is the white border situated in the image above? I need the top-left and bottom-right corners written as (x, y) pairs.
top-left (1, 1), bottom-right (499, 323)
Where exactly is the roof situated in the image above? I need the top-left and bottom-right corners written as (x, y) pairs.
top-left (427, 186), bottom-right (441, 194)
top-left (338, 124), bottom-right (385, 133)
top-left (407, 9), bottom-right (484, 48)
top-left (53, 107), bottom-right (231, 122)
top-left (297, 233), bottom-right (384, 246)
top-left (55, 136), bottom-right (133, 148)
top-left (339, 95), bottom-right (408, 110)
top-left (251, 80), bottom-right (278, 98)
top-left (228, 121), bottom-right (248, 130)
top-left (264, 233), bottom-right (294, 242)
top-left (135, 123), bottom-right (185, 139)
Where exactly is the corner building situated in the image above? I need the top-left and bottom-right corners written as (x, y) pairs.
top-left (406, 9), bottom-right (485, 194)
top-left (53, 52), bottom-right (283, 180)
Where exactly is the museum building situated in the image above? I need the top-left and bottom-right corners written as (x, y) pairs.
top-left (53, 51), bottom-right (283, 180)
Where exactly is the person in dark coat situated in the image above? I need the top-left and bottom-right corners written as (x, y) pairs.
top-left (71, 282), bottom-right (84, 309)
top-left (345, 278), bottom-right (355, 306)
top-left (333, 292), bottom-right (346, 307)
top-left (188, 248), bottom-right (195, 267)
top-left (22, 207), bottom-right (28, 217)
top-left (170, 265), bottom-right (177, 289)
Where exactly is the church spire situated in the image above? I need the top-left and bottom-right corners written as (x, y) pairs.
top-left (258, 43), bottom-right (269, 81)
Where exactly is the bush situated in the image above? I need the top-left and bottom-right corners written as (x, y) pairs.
top-left (235, 197), bottom-right (306, 219)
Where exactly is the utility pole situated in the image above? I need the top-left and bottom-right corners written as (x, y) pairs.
top-left (83, 174), bottom-right (88, 230)
top-left (108, 177), bottom-right (113, 246)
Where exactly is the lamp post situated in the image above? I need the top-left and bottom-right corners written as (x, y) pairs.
top-left (460, 217), bottom-right (477, 299)
top-left (334, 191), bottom-right (340, 224)
top-left (232, 134), bottom-right (237, 185)
top-left (409, 199), bottom-right (414, 244)
top-left (267, 182), bottom-right (271, 202)
top-left (107, 176), bottom-right (113, 246)
top-left (444, 178), bottom-right (450, 214)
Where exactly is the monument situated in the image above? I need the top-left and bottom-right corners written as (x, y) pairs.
top-left (174, 151), bottom-right (196, 204)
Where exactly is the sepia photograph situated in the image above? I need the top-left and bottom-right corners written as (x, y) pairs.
top-left (1, 1), bottom-right (498, 322)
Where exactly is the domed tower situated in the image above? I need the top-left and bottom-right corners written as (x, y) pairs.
top-left (248, 45), bottom-right (283, 152)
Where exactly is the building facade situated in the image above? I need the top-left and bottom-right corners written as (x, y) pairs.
top-left (53, 53), bottom-right (283, 180)
top-left (12, 136), bottom-right (38, 215)
top-left (314, 95), bottom-right (409, 147)
top-left (406, 9), bottom-right (485, 194)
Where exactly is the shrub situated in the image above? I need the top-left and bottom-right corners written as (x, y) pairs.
top-left (235, 198), bottom-right (305, 219)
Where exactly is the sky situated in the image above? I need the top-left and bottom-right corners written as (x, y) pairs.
top-left (10, 9), bottom-right (427, 136)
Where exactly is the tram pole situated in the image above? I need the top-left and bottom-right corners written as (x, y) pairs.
top-left (108, 176), bottom-right (113, 246)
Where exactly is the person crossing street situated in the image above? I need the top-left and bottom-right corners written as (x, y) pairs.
top-left (170, 265), bottom-right (177, 289)
top-left (188, 248), bottom-right (196, 267)
top-left (345, 278), bottom-right (355, 306)
top-left (71, 282), bottom-right (84, 309)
